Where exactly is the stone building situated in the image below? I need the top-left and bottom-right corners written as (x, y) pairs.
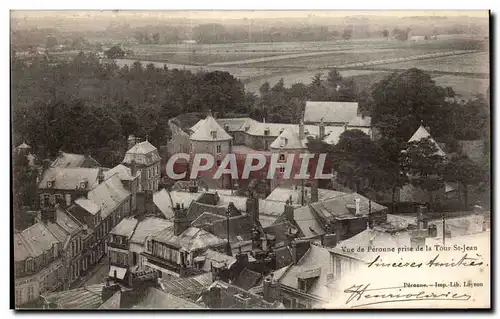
top-left (122, 136), bottom-right (161, 192)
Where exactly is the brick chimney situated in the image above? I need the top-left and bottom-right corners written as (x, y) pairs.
top-left (173, 203), bottom-right (189, 236)
top-left (41, 204), bottom-right (57, 223)
top-left (299, 118), bottom-right (305, 140)
top-left (291, 241), bottom-right (297, 264)
top-left (284, 197), bottom-right (294, 223)
top-left (355, 197), bottom-right (361, 216)
top-left (319, 117), bottom-right (325, 140)
top-left (310, 181), bottom-right (319, 203)
top-left (263, 274), bottom-right (279, 303)
top-left (322, 233), bottom-right (337, 248)
top-left (203, 286), bottom-right (222, 308)
top-left (98, 169), bottom-right (105, 184)
top-left (246, 192), bottom-right (259, 225)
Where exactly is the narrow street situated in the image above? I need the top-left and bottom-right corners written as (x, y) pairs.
top-left (79, 258), bottom-right (110, 287)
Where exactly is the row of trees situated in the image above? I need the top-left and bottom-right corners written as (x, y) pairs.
top-left (12, 53), bottom-right (250, 167)
top-left (305, 68), bottom-right (489, 210)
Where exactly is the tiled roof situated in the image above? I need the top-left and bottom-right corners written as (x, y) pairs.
top-left (98, 291), bottom-right (121, 309)
top-left (14, 208), bottom-right (80, 262)
top-left (110, 218), bottom-right (138, 237)
top-left (122, 141), bottom-right (161, 166)
top-left (310, 193), bottom-right (386, 221)
top-left (232, 268), bottom-right (263, 290)
top-left (42, 284), bottom-right (106, 309)
top-left (322, 126), bottom-right (372, 145)
top-left (152, 226), bottom-right (226, 251)
top-left (266, 187), bottom-right (346, 205)
top-left (104, 164), bottom-right (140, 181)
top-left (74, 197), bottom-right (101, 216)
top-left (153, 190), bottom-right (200, 219)
top-left (160, 273), bottom-right (213, 299)
top-left (51, 152), bottom-right (100, 168)
top-left (38, 167), bottom-right (100, 191)
top-left (269, 128), bottom-right (307, 150)
top-left (407, 125), bottom-right (446, 156)
top-left (87, 175), bottom-right (131, 219)
top-left (200, 249), bottom-right (236, 272)
top-left (133, 287), bottom-right (203, 309)
top-left (304, 101), bottom-right (368, 125)
top-left (190, 116), bottom-right (233, 141)
top-left (278, 244), bottom-right (334, 299)
top-left (130, 217), bottom-right (172, 244)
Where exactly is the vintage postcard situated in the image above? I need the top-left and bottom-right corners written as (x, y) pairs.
top-left (11, 10), bottom-right (490, 309)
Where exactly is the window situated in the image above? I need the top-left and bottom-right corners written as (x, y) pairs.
top-left (43, 194), bottom-right (50, 208)
top-left (147, 241), bottom-right (152, 252)
top-left (264, 140), bottom-right (269, 150)
top-left (65, 194), bottom-right (71, 207)
top-left (298, 279), bottom-right (307, 291)
top-left (279, 154), bottom-right (285, 162)
top-left (25, 258), bottom-right (33, 272)
top-left (210, 130), bottom-right (217, 139)
top-left (264, 129), bottom-right (270, 136)
top-left (216, 160), bottom-right (221, 167)
top-left (335, 258), bottom-right (342, 277)
top-left (279, 167), bottom-right (286, 173)
top-left (216, 144), bottom-right (222, 154)
top-left (15, 290), bottom-right (22, 305)
top-left (55, 194), bottom-right (64, 205)
top-left (27, 286), bottom-right (34, 301)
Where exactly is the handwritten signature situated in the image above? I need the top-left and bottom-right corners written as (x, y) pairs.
top-left (343, 284), bottom-right (471, 308)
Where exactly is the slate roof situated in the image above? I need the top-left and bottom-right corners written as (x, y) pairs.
top-left (232, 268), bottom-right (263, 290)
top-left (14, 208), bottom-right (81, 262)
top-left (104, 164), bottom-right (140, 181)
top-left (153, 189), bottom-right (200, 219)
top-left (160, 273), bottom-right (213, 299)
top-left (131, 217), bottom-right (173, 244)
top-left (87, 175), bottom-right (131, 219)
top-left (133, 287), bottom-right (203, 309)
top-left (310, 193), bottom-right (386, 221)
top-left (122, 141), bottom-right (161, 166)
top-left (74, 198), bottom-right (101, 216)
top-left (38, 167), bottom-right (100, 191)
top-left (151, 226), bottom-right (226, 251)
top-left (200, 249), bottom-right (237, 272)
top-left (407, 125), bottom-right (446, 156)
top-left (304, 101), bottom-right (369, 125)
top-left (278, 244), bottom-right (334, 299)
top-left (269, 128), bottom-right (307, 150)
top-left (110, 218), bottom-right (138, 237)
top-left (190, 116), bottom-right (233, 142)
top-left (266, 187), bottom-right (347, 205)
top-left (42, 284), bottom-right (106, 309)
top-left (51, 152), bottom-right (100, 168)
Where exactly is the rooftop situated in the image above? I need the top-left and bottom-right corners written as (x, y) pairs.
top-left (407, 125), bottom-right (446, 157)
top-left (42, 284), bottom-right (106, 309)
top-left (304, 101), bottom-right (369, 126)
top-left (153, 189), bottom-right (200, 219)
top-left (269, 127), bottom-right (307, 150)
top-left (50, 151), bottom-right (100, 168)
top-left (151, 226), bottom-right (226, 251)
top-left (190, 115), bottom-right (233, 142)
top-left (133, 287), bottom-right (203, 309)
top-left (38, 167), bottom-right (100, 191)
top-left (110, 218), bottom-right (138, 238)
top-left (160, 272), bottom-right (213, 299)
top-left (122, 141), bottom-right (161, 166)
top-left (104, 164), bottom-right (140, 181)
top-left (310, 193), bottom-right (386, 220)
top-left (87, 175), bottom-right (131, 219)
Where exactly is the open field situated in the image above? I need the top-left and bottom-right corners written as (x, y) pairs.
top-left (371, 52), bottom-right (489, 74)
top-left (433, 75), bottom-right (489, 98)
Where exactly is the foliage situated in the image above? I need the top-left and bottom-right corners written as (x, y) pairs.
top-left (342, 28), bottom-right (353, 40)
top-left (444, 155), bottom-right (486, 208)
top-left (371, 68), bottom-right (451, 142)
top-left (393, 28), bottom-right (411, 41)
top-left (105, 45), bottom-right (125, 59)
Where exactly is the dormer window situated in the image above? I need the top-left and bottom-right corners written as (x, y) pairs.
top-left (210, 130), bottom-right (217, 139)
top-left (224, 125), bottom-right (229, 132)
top-left (279, 153), bottom-right (286, 162)
top-left (47, 180), bottom-right (54, 188)
top-left (264, 128), bottom-right (270, 136)
top-left (80, 181), bottom-right (87, 189)
top-left (279, 128), bottom-right (284, 134)
top-left (245, 126), bottom-right (250, 132)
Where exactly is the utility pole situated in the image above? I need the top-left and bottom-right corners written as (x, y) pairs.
top-left (226, 207), bottom-right (232, 256)
top-left (442, 213), bottom-right (446, 246)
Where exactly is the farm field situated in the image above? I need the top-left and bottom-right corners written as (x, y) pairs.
top-left (433, 75), bottom-right (489, 98)
top-left (373, 52), bottom-right (489, 74)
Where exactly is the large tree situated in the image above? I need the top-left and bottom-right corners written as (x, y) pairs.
top-left (444, 156), bottom-right (486, 209)
top-left (371, 68), bottom-right (451, 142)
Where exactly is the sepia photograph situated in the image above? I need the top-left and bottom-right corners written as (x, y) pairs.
top-left (10, 9), bottom-right (491, 310)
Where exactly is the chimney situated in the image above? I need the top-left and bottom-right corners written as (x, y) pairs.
top-left (310, 181), bottom-right (319, 203)
top-left (322, 233), bottom-right (337, 248)
top-left (263, 275), bottom-right (277, 303)
top-left (299, 119), bottom-right (305, 140)
top-left (284, 198), bottom-right (294, 222)
top-left (42, 158), bottom-right (52, 170)
top-left (41, 204), bottom-right (57, 223)
top-left (417, 205), bottom-right (428, 230)
top-left (246, 192), bottom-right (259, 225)
top-left (291, 241), bottom-right (297, 264)
top-left (319, 118), bottom-right (325, 140)
top-left (127, 134), bottom-right (137, 151)
top-left (144, 190), bottom-right (155, 215)
top-left (173, 203), bottom-right (189, 236)
top-left (131, 160), bottom-right (137, 178)
top-left (355, 197), bottom-right (361, 216)
top-left (188, 180), bottom-right (198, 193)
top-left (428, 224), bottom-right (437, 237)
top-left (98, 169), bottom-right (105, 184)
